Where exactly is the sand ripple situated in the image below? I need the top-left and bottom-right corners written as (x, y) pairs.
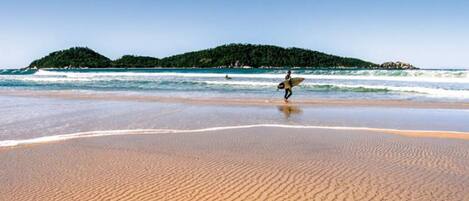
top-left (1, 128), bottom-right (468, 200)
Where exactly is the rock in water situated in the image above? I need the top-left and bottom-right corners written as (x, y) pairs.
top-left (380, 61), bottom-right (417, 69)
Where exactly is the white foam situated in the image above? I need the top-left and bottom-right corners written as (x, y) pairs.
top-left (302, 83), bottom-right (469, 99)
top-left (1, 124), bottom-right (467, 148)
top-left (22, 77), bottom-right (93, 82)
top-left (200, 81), bottom-right (469, 99)
top-left (4, 73), bottom-right (469, 98)
top-left (34, 70), bottom-right (469, 83)
top-left (203, 80), bottom-right (277, 86)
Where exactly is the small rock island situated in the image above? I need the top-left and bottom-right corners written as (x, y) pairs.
top-left (380, 61), bottom-right (416, 69)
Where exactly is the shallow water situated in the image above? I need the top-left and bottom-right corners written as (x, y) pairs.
top-left (1, 95), bottom-right (468, 143)
top-left (1, 68), bottom-right (468, 101)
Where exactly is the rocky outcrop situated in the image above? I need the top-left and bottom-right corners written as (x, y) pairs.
top-left (380, 61), bottom-right (417, 69)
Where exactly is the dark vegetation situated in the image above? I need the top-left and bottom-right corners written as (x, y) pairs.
top-left (112, 55), bottom-right (160, 67)
top-left (30, 44), bottom-right (380, 68)
top-left (30, 47), bottom-right (112, 68)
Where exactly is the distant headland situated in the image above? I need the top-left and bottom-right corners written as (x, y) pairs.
top-left (28, 44), bottom-right (417, 69)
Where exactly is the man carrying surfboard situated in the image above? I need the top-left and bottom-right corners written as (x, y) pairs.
top-left (284, 70), bottom-right (293, 102)
top-left (277, 70), bottom-right (305, 103)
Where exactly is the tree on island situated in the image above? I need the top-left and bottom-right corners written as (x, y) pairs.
top-left (28, 44), bottom-right (416, 69)
top-left (30, 47), bottom-right (112, 68)
top-left (112, 55), bottom-right (160, 67)
top-left (158, 44), bottom-right (377, 68)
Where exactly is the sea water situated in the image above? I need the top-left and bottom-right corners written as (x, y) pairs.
top-left (0, 68), bottom-right (468, 101)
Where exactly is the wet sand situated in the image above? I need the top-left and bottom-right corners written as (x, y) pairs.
top-left (2, 89), bottom-right (469, 109)
top-left (2, 93), bottom-right (469, 143)
top-left (2, 124), bottom-right (469, 148)
top-left (1, 127), bottom-right (469, 201)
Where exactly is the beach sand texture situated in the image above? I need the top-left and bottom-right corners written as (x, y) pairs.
top-left (1, 127), bottom-right (468, 201)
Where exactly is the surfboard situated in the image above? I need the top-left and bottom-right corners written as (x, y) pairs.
top-left (278, 77), bottom-right (305, 89)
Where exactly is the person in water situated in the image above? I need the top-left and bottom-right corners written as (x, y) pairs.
top-left (284, 70), bottom-right (293, 102)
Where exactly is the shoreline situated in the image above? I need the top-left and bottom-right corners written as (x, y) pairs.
top-left (2, 124), bottom-right (469, 149)
top-left (2, 89), bottom-right (469, 109)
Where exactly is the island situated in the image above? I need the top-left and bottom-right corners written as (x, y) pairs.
top-left (380, 61), bottom-right (416, 69)
top-left (28, 44), bottom-right (417, 69)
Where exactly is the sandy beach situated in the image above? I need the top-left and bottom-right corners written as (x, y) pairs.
top-left (1, 90), bottom-right (469, 201)
top-left (1, 127), bottom-right (469, 201)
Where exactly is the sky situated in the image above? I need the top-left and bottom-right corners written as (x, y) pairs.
top-left (0, 0), bottom-right (468, 69)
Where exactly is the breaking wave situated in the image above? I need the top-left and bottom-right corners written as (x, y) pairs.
top-left (1, 68), bottom-right (468, 100)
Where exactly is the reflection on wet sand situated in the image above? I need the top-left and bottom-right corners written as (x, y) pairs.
top-left (277, 104), bottom-right (303, 118)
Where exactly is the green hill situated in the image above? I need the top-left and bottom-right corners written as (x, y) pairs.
top-left (112, 55), bottom-right (160, 67)
top-left (30, 44), bottom-right (379, 68)
top-left (158, 44), bottom-right (376, 67)
top-left (30, 47), bottom-right (112, 68)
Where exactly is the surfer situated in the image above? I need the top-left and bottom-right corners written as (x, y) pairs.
top-left (277, 70), bottom-right (303, 103)
top-left (225, 75), bottom-right (232, 80)
top-left (284, 70), bottom-right (293, 102)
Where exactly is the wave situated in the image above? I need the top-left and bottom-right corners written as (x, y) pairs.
top-left (303, 83), bottom-right (469, 99)
top-left (33, 70), bottom-right (469, 83)
top-left (203, 80), bottom-right (277, 86)
top-left (0, 69), bottom-right (36, 75)
top-left (1, 124), bottom-right (468, 148)
top-left (2, 76), bottom-right (468, 98)
top-left (302, 69), bottom-right (469, 78)
top-left (2, 69), bottom-right (468, 99)
top-left (199, 81), bottom-right (469, 98)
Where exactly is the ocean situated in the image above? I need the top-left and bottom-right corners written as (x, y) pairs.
top-left (1, 68), bottom-right (468, 101)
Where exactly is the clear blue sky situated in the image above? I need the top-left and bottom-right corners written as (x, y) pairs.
top-left (1, 0), bottom-right (468, 68)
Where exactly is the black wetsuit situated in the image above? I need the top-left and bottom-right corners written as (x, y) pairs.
top-left (284, 74), bottom-right (292, 100)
